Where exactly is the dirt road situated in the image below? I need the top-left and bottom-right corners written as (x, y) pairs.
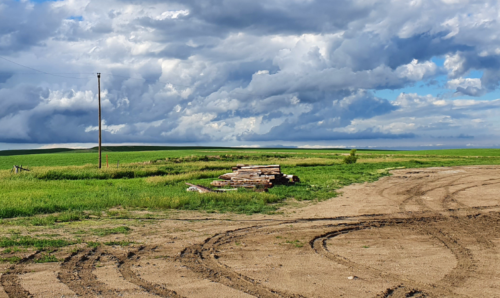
top-left (1, 166), bottom-right (500, 297)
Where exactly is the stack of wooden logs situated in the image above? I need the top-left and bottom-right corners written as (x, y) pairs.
top-left (211, 164), bottom-right (299, 189)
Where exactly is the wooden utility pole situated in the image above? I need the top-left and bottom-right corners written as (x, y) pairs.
top-left (98, 73), bottom-right (102, 169)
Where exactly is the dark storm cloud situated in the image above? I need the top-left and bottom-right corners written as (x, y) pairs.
top-left (0, 1), bottom-right (69, 54)
top-left (0, 86), bottom-right (46, 118)
top-left (242, 126), bottom-right (415, 142)
top-left (172, 0), bottom-right (371, 35)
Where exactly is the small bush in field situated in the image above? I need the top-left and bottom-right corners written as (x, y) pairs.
top-left (343, 149), bottom-right (358, 164)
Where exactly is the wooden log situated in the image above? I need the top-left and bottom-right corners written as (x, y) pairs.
top-left (218, 173), bottom-right (239, 180)
top-left (185, 183), bottom-right (213, 193)
top-left (230, 176), bottom-right (261, 180)
top-left (237, 169), bottom-right (263, 172)
top-left (237, 170), bottom-right (263, 175)
top-left (235, 173), bottom-right (261, 177)
top-left (231, 176), bottom-right (271, 180)
top-left (230, 179), bottom-right (271, 183)
top-left (211, 181), bottom-right (230, 187)
top-left (230, 183), bottom-right (272, 188)
top-left (240, 165), bottom-right (280, 169)
top-left (231, 176), bottom-right (270, 180)
top-left (229, 180), bottom-right (272, 186)
top-left (260, 170), bottom-right (281, 175)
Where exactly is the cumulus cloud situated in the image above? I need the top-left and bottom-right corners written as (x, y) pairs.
top-left (0, 0), bottom-right (500, 148)
top-left (446, 77), bottom-right (485, 96)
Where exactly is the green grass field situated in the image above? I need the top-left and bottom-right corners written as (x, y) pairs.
top-left (0, 146), bottom-right (499, 219)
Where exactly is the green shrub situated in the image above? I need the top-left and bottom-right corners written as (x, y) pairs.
top-left (343, 149), bottom-right (358, 164)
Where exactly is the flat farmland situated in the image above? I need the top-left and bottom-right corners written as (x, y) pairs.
top-left (0, 147), bottom-right (499, 297)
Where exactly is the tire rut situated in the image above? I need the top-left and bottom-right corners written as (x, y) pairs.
top-left (113, 246), bottom-right (185, 298)
top-left (58, 247), bottom-right (120, 297)
top-left (177, 223), bottom-right (307, 298)
top-left (312, 216), bottom-right (482, 297)
top-left (376, 284), bottom-right (427, 298)
top-left (0, 251), bottom-right (41, 298)
top-left (398, 175), bottom-right (474, 213)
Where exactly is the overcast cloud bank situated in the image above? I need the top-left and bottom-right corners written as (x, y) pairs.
top-left (1, 0), bottom-right (500, 149)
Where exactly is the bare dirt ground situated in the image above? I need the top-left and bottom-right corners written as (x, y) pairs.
top-left (1, 165), bottom-right (500, 297)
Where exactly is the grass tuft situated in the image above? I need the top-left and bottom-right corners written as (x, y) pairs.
top-left (34, 254), bottom-right (60, 263)
top-left (92, 226), bottom-right (131, 237)
top-left (0, 256), bottom-right (22, 264)
top-left (0, 236), bottom-right (73, 249)
top-left (104, 240), bottom-right (134, 246)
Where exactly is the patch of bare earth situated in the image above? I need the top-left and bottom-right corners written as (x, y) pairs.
top-left (1, 166), bottom-right (500, 297)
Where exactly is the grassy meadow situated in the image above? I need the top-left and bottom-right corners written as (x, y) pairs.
top-left (0, 147), bottom-right (499, 219)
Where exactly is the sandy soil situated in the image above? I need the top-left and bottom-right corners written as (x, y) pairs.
top-left (1, 166), bottom-right (500, 297)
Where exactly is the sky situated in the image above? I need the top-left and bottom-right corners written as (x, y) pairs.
top-left (1, 0), bottom-right (500, 150)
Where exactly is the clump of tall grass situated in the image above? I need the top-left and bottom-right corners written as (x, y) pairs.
top-left (33, 167), bottom-right (169, 180)
top-left (29, 211), bottom-right (89, 226)
top-left (146, 170), bottom-right (227, 186)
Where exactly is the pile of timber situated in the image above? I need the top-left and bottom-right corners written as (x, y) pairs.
top-left (211, 164), bottom-right (299, 189)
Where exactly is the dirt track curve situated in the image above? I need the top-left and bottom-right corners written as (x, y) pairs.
top-left (1, 166), bottom-right (500, 297)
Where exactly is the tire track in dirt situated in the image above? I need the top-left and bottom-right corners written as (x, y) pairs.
top-left (59, 246), bottom-right (183, 297)
top-left (58, 247), bottom-right (122, 297)
top-left (309, 217), bottom-right (472, 297)
top-left (391, 174), bottom-right (481, 295)
top-left (418, 222), bottom-right (475, 288)
top-left (441, 179), bottom-right (500, 210)
top-left (385, 172), bottom-right (500, 296)
top-left (178, 224), bottom-right (306, 298)
top-left (0, 251), bottom-right (41, 298)
top-left (113, 246), bottom-right (185, 298)
top-left (119, 169), bottom-right (500, 297)
top-left (439, 179), bottom-right (500, 249)
top-left (176, 208), bottom-right (500, 298)
top-left (375, 284), bottom-right (427, 298)
top-left (398, 174), bottom-right (474, 213)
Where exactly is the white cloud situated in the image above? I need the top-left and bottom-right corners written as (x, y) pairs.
top-left (85, 120), bottom-right (126, 134)
top-left (447, 78), bottom-right (481, 89)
